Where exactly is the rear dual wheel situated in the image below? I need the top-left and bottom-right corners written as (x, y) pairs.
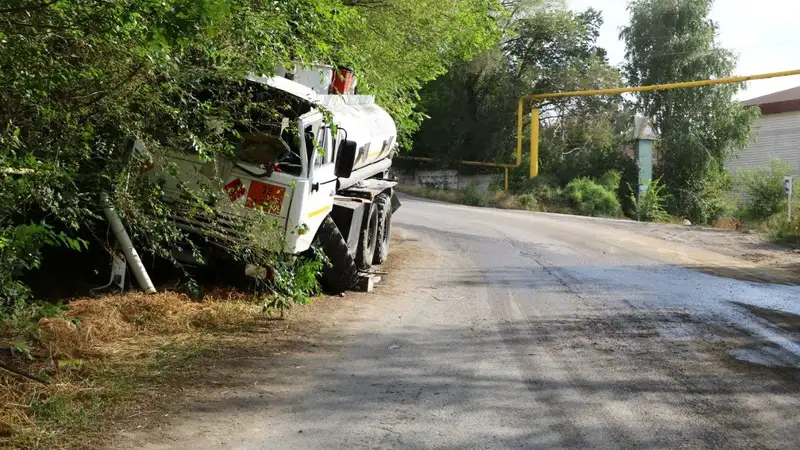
top-left (357, 193), bottom-right (392, 270)
top-left (315, 191), bottom-right (393, 293)
top-left (314, 216), bottom-right (359, 294)
top-left (356, 202), bottom-right (379, 271)
top-left (372, 193), bottom-right (392, 265)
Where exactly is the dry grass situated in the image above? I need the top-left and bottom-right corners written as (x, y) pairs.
top-left (1, 290), bottom-right (268, 449)
top-left (713, 217), bottom-right (743, 231)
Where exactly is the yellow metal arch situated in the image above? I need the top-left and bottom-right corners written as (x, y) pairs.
top-left (522, 68), bottom-right (800, 179)
top-left (399, 68), bottom-right (800, 191)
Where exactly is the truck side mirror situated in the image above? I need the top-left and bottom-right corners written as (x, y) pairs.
top-left (336, 140), bottom-right (358, 179)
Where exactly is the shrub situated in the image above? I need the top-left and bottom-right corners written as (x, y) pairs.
top-left (460, 183), bottom-right (488, 206)
top-left (629, 178), bottom-right (671, 222)
top-left (738, 159), bottom-right (794, 221)
top-left (516, 193), bottom-right (538, 210)
top-left (758, 211), bottom-right (800, 246)
top-left (1, 224), bottom-right (86, 325)
top-left (667, 168), bottom-right (734, 225)
top-left (598, 170), bottom-right (622, 191)
top-left (564, 177), bottom-right (622, 217)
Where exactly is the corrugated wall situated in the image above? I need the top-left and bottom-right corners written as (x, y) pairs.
top-left (725, 110), bottom-right (800, 202)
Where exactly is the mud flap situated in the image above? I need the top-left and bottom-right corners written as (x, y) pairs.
top-left (391, 192), bottom-right (402, 213)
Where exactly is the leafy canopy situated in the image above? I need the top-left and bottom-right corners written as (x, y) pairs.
top-left (621, 0), bottom-right (758, 223)
top-left (0, 0), bottom-right (499, 312)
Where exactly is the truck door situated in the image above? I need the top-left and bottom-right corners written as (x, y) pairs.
top-left (297, 113), bottom-right (337, 248)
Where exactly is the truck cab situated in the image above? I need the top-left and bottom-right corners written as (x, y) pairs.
top-left (148, 70), bottom-right (400, 292)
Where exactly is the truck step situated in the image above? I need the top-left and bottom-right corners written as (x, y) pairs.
top-left (354, 273), bottom-right (383, 293)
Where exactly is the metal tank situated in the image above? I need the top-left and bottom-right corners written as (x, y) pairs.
top-left (321, 95), bottom-right (397, 173)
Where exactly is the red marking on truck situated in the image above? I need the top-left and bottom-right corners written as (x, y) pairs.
top-left (246, 181), bottom-right (286, 215)
top-left (224, 178), bottom-right (247, 203)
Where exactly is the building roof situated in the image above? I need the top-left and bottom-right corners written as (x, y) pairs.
top-left (742, 85), bottom-right (800, 114)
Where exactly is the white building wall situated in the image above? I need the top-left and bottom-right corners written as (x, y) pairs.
top-left (396, 169), bottom-right (502, 193)
top-left (726, 110), bottom-right (800, 201)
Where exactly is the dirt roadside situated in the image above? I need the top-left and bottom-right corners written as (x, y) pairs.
top-left (109, 211), bottom-right (800, 449)
top-left (610, 220), bottom-right (800, 284)
top-left (105, 233), bottom-right (427, 449)
top-left (504, 210), bottom-right (800, 285)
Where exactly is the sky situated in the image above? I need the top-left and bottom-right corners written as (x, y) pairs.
top-left (567, 0), bottom-right (800, 100)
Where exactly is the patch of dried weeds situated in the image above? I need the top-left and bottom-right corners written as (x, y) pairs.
top-left (1, 289), bottom-right (270, 449)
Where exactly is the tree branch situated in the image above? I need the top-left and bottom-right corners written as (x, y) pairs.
top-left (0, 0), bottom-right (60, 14)
top-left (0, 361), bottom-right (50, 384)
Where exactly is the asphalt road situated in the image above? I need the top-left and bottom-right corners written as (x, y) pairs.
top-left (125, 196), bottom-right (800, 450)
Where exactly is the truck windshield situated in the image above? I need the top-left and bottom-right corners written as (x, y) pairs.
top-left (233, 129), bottom-right (304, 176)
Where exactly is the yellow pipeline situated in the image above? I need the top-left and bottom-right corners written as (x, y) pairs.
top-left (522, 68), bottom-right (800, 102)
top-left (522, 68), bottom-right (800, 179)
top-left (401, 69), bottom-right (800, 189)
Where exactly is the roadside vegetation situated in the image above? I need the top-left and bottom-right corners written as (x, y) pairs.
top-left (403, 0), bottom-right (761, 227)
top-left (1, 291), bottom-right (264, 448)
top-left (734, 159), bottom-right (800, 246)
top-left (400, 158), bottom-right (800, 248)
top-left (1, 0), bottom-right (499, 447)
top-left (399, 170), bottom-right (625, 219)
top-left (2, 0), bottom-right (798, 447)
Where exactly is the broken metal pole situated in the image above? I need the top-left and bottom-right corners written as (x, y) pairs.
top-left (100, 193), bottom-right (157, 294)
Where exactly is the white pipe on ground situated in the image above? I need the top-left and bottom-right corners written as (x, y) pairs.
top-left (100, 193), bottom-right (157, 294)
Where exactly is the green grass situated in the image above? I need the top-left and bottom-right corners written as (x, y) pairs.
top-left (398, 184), bottom-right (572, 214)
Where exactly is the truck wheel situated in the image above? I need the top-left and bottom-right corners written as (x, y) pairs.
top-left (356, 202), bottom-right (379, 271)
top-left (314, 216), bottom-right (358, 294)
top-left (372, 193), bottom-right (392, 265)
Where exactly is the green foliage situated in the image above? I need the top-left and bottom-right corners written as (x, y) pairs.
top-left (669, 169), bottom-right (735, 225)
top-left (0, 0), bottom-right (499, 314)
top-left (598, 170), bottom-right (622, 192)
top-left (460, 183), bottom-right (489, 207)
top-left (622, 0), bottom-right (758, 224)
top-left (516, 193), bottom-right (539, 210)
top-left (411, 3), bottom-right (625, 165)
top-left (760, 212), bottom-right (800, 247)
top-left (629, 178), bottom-right (671, 222)
top-left (564, 176), bottom-right (622, 217)
top-left (0, 223), bottom-right (86, 318)
top-left (349, 0), bottom-right (501, 144)
top-left (738, 159), bottom-right (795, 221)
top-left (261, 240), bottom-right (325, 318)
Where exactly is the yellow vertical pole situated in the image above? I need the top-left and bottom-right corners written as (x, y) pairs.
top-left (504, 167), bottom-right (509, 192)
top-left (530, 106), bottom-right (540, 178)
top-left (517, 99), bottom-right (524, 168)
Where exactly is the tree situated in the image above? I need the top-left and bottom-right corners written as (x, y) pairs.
top-left (346, 0), bottom-right (501, 143)
top-left (410, 3), bottom-right (630, 191)
top-left (621, 0), bottom-right (758, 223)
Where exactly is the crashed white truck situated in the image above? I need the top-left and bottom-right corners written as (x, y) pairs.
top-left (137, 69), bottom-right (401, 293)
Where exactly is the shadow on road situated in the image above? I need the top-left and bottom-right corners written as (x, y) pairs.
top-left (163, 309), bottom-right (799, 449)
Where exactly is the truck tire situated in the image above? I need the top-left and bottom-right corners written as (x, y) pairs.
top-left (372, 193), bottom-right (392, 265)
top-left (314, 216), bottom-right (358, 294)
top-left (356, 202), bottom-right (379, 271)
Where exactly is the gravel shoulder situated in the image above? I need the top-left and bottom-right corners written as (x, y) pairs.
top-left (590, 217), bottom-right (800, 266)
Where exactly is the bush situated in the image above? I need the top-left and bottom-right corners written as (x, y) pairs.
top-left (629, 178), bottom-right (671, 222)
top-left (516, 193), bottom-right (538, 210)
top-left (598, 170), bottom-right (622, 192)
top-left (1, 224), bottom-right (86, 324)
top-left (668, 168), bottom-right (734, 225)
top-left (738, 159), bottom-right (794, 221)
top-left (460, 183), bottom-right (488, 206)
top-left (564, 177), bottom-right (622, 217)
top-left (758, 211), bottom-right (800, 246)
